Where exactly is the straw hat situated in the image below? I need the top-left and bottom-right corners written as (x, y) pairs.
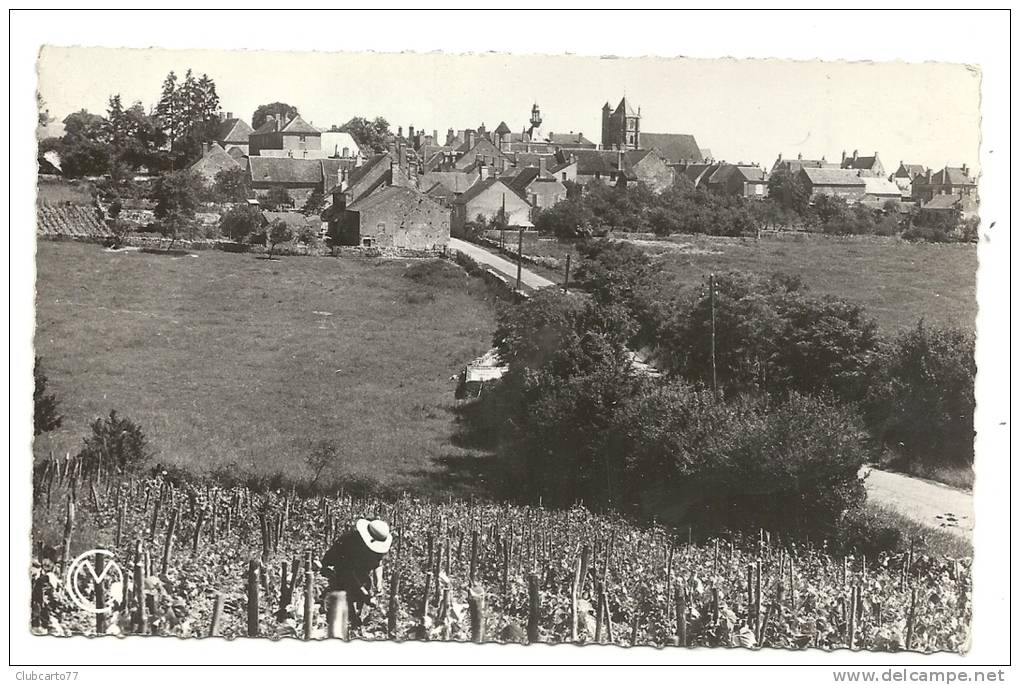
top-left (355, 518), bottom-right (392, 554)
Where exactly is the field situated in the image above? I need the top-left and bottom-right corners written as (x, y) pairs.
top-left (34, 241), bottom-right (500, 496)
top-left (31, 472), bottom-right (972, 651)
top-left (486, 231), bottom-right (977, 334)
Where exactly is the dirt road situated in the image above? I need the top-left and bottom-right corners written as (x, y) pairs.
top-left (448, 238), bottom-right (555, 290)
top-left (862, 467), bottom-right (973, 538)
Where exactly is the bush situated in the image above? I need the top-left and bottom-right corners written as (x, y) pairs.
top-left (612, 382), bottom-right (873, 536)
top-left (219, 204), bottom-right (264, 244)
top-left (76, 410), bottom-right (151, 478)
top-left (403, 259), bottom-right (466, 290)
top-left (866, 322), bottom-right (975, 466)
top-left (453, 250), bottom-right (482, 276)
top-left (33, 357), bottom-right (62, 436)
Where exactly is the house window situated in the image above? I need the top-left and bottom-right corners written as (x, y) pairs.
top-left (377, 222), bottom-right (386, 234)
top-left (362, 237), bottom-right (375, 247)
top-left (561, 172), bottom-right (567, 181)
top-left (300, 135), bottom-right (307, 143)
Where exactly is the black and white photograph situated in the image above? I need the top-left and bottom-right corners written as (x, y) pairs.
top-left (8, 8), bottom-right (1013, 679)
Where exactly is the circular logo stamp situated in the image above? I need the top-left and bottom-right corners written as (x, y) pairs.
top-left (64, 549), bottom-right (123, 614)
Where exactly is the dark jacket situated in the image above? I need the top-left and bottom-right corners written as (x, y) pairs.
top-left (320, 529), bottom-right (383, 602)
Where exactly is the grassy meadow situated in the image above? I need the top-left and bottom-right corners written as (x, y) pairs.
top-left (34, 241), bottom-right (500, 496)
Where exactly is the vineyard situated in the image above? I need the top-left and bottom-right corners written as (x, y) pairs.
top-left (36, 202), bottom-right (112, 238)
top-left (31, 457), bottom-right (971, 653)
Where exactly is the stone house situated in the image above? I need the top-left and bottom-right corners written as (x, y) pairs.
top-left (840, 150), bottom-right (885, 178)
top-left (640, 133), bottom-right (704, 164)
top-left (797, 167), bottom-right (867, 200)
top-left (911, 165), bottom-right (977, 202)
top-left (771, 153), bottom-right (838, 175)
top-left (861, 177), bottom-right (903, 201)
top-left (336, 186), bottom-right (449, 249)
top-left (248, 157), bottom-right (341, 206)
top-left (560, 148), bottom-right (672, 192)
top-left (215, 114), bottom-right (254, 156)
top-left (451, 177), bottom-right (533, 236)
top-left (190, 143), bottom-right (241, 184)
top-left (891, 162), bottom-right (927, 198)
top-left (249, 114), bottom-right (323, 158)
top-left (705, 164), bottom-right (768, 198)
top-left (503, 161), bottom-right (568, 212)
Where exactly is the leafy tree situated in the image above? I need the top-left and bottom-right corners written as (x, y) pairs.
top-left (301, 189), bottom-right (325, 215)
top-left (153, 169), bottom-right (204, 248)
top-left (155, 69), bottom-right (221, 168)
top-left (37, 92), bottom-right (53, 128)
top-left (55, 110), bottom-right (111, 177)
top-left (534, 198), bottom-right (594, 239)
top-left (767, 167), bottom-right (811, 215)
top-left (492, 289), bottom-right (640, 505)
top-left (76, 411), bottom-right (150, 478)
top-left (33, 357), bottom-right (62, 436)
top-left (340, 116), bottom-right (392, 154)
top-left (219, 204), bottom-right (264, 244)
top-left (657, 271), bottom-right (879, 402)
top-left (306, 439), bottom-right (341, 487)
top-left (573, 239), bottom-right (652, 307)
top-left (212, 167), bottom-right (251, 203)
top-left (866, 322), bottom-right (975, 466)
top-left (106, 95), bottom-right (165, 171)
top-left (267, 219), bottom-right (294, 257)
top-left (252, 102), bottom-right (300, 130)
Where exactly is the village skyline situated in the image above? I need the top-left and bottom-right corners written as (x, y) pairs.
top-left (38, 46), bottom-right (981, 174)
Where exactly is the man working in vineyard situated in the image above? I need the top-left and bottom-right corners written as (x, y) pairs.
top-left (320, 518), bottom-right (392, 627)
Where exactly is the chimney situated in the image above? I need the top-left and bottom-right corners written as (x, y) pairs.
top-left (390, 158), bottom-right (400, 185)
top-left (841, 150), bottom-right (847, 164)
top-left (797, 152), bottom-right (802, 160)
top-left (409, 125), bottom-right (415, 140)
top-left (202, 142), bottom-right (210, 155)
top-left (447, 128), bottom-right (455, 145)
top-left (398, 126), bottom-right (403, 139)
top-left (539, 156), bottom-right (547, 176)
top-left (962, 163), bottom-right (969, 176)
top-left (852, 149), bottom-right (858, 161)
top-left (467, 130), bottom-right (476, 149)
top-left (479, 160), bottom-right (489, 181)
top-left (433, 129), bottom-right (438, 145)
top-left (226, 111), bottom-right (233, 120)
top-left (339, 167), bottom-right (348, 191)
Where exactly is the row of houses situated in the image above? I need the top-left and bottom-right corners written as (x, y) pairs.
top-left (771, 151), bottom-right (978, 216)
top-left (187, 97), bottom-right (978, 249)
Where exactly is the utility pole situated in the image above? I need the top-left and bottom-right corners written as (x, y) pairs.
top-left (710, 273), bottom-right (717, 394)
top-left (516, 225), bottom-right (524, 291)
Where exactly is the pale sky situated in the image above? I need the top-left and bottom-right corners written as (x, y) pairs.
top-left (38, 46), bottom-right (981, 172)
